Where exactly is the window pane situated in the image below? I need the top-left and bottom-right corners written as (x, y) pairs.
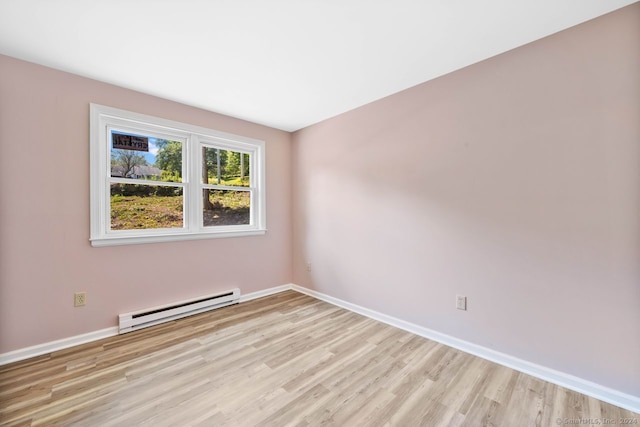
top-left (111, 184), bottom-right (183, 230)
top-left (202, 147), bottom-right (250, 187)
top-left (110, 131), bottom-right (182, 182)
top-left (202, 190), bottom-right (250, 226)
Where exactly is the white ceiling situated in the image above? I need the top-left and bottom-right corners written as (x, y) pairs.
top-left (0, 0), bottom-right (636, 131)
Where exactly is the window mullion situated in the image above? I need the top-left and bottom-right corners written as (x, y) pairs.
top-left (108, 177), bottom-right (184, 187)
top-left (188, 134), bottom-right (201, 232)
top-left (201, 184), bottom-right (253, 192)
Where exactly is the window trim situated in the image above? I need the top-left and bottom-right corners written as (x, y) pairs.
top-left (90, 104), bottom-right (266, 247)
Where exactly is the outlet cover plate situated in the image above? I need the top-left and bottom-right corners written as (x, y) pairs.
top-left (74, 292), bottom-right (86, 307)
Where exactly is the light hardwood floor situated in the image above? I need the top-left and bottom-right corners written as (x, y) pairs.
top-left (0, 291), bottom-right (637, 426)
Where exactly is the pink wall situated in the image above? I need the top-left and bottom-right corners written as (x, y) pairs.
top-left (292, 4), bottom-right (640, 396)
top-left (0, 55), bottom-right (292, 353)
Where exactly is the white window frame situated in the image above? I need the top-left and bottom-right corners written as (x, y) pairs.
top-left (90, 104), bottom-right (266, 247)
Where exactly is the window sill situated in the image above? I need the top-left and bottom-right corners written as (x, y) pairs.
top-left (90, 229), bottom-right (266, 247)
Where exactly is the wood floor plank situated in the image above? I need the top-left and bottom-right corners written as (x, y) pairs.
top-left (0, 290), bottom-right (637, 426)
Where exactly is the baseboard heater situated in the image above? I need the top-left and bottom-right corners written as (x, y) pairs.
top-left (118, 288), bottom-right (240, 334)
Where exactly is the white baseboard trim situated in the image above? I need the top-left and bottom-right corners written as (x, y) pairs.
top-left (0, 327), bottom-right (119, 366)
top-left (291, 284), bottom-right (640, 414)
top-left (239, 284), bottom-right (293, 303)
top-left (0, 284), bottom-right (295, 367)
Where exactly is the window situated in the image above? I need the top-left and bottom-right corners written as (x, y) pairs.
top-left (90, 104), bottom-right (266, 246)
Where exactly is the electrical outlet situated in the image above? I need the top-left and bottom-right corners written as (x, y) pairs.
top-left (456, 295), bottom-right (467, 311)
top-left (306, 262), bottom-right (312, 272)
top-left (74, 292), bottom-right (86, 307)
